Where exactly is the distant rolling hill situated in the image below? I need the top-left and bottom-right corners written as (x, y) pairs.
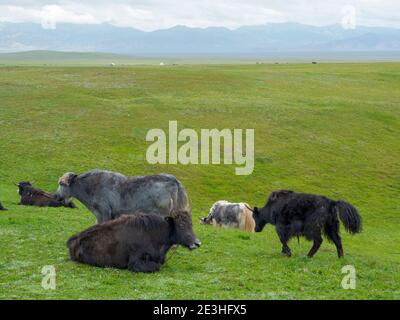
top-left (0, 22), bottom-right (400, 56)
top-left (315, 33), bottom-right (400, 51)
top-left (0, 50), bottom-right (129, 60)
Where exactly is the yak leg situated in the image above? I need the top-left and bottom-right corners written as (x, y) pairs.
top-left (129, 260), bottom-right (160, 273)
top-left (88, 204), bottom-right (114, 224)
top-left (307, 235), bottom-right (323, 258)
top-left (280, 238), bottom-right (292, 257)
top-left (67, 202), bottom-right (77, 209)
top-left (90, 207), bottom-right (106, 224)
top-left (128, 253), bottom-right (161, 273)
top-left (276, 224), bottom-right (291, 257)
top-left (326, 228), bottom-right (344, 258)
top-left (330, 232), bottom-right (343, 258)
top-left (325, 220), bottom-right (344, 258)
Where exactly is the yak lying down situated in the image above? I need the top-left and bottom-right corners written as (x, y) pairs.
top-left (67, 210), bottom-right (201, 273)
top-left (17, 181), bottom-right (76, 208)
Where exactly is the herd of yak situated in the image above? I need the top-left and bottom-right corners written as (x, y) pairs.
top-left (0, 169), bottom-right (362, 273)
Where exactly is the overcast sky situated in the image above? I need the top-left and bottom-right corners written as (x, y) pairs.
top-left (0, 0), bottom-right (399, 31)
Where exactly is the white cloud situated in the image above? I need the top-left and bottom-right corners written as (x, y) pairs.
top-left (341, 5), bottom-right (357, 30)
top-left (0, 4), bottom-right (98, 29)
top-left (0, 1), bottom-right (399, 30)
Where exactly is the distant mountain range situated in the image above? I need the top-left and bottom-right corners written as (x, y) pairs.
top-left (0, 22), bottom-right (399, 54)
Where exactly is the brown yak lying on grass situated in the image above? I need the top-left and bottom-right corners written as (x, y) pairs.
top-left (67, 210), bottom-right (201, 273)
top-left (17, 181), bottom-right (76, 208)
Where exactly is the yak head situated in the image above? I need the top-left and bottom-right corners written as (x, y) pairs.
top-left (252, 190), bottom-right (294, 232)
top-left (243, 204), bottom-right (267, 232)
top-left (250, 205), bottom-right (273, 233)
top-left (168, 211), bottom-right (201, 250)
top-left (200, 215), bottom-right (213, 225)
top-left (55, 172), bottom-right (77, 201)
top-left (200, 200), bottom-right (228, 225)
top-left (252, 207), bottom-right (267, 232)
top-left (16, 181), bottom-right (32, 195)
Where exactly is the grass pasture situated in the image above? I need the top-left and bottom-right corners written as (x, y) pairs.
top-left (0, 62), bottom-right (399, 299)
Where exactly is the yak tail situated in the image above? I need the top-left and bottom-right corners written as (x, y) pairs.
top-left (336, 201), bottom-right (362, 234)
top-left (240, 205), bottom-right (256, 232)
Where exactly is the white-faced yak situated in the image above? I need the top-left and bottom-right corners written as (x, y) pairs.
top-left (67, 210), bottom-right (201, 273)
top-left (17, 181), bottom-right (76, 208)
top-left (55, 169), bottom-right (189, 223)
top-left (201, 200), bottom-right (255, 232)
top-left (250, 190), bottom-right (362, 258)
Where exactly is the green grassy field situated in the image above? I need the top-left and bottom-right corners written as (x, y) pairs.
top-left (0, 50), bottom-right (265, 66)
top-left (0, 62), bottom-right (399, 299)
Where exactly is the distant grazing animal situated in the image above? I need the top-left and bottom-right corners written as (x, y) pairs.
top-left (17, 181), bottom-right (76, 208)
top-left (250, 190), bottom-right (362, 258)
top-left (67, 210), bottom-right (201, 273)
top-left (55, 169), bottom-right (189, 223)
top-left (200, 200), bottom-right (255, 232)
top-left (0, 201), bottom-right (7, 211)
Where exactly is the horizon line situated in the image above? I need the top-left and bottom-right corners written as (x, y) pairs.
top-left (1, 20), bottom-right (400, 32)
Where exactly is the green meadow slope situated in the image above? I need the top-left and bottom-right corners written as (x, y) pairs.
top-left (0, 51), bottom-right (139, 66)
top-left (0, 63), bottom-right (399, 299)
top-left (0, 51), bottom-right (255, 66)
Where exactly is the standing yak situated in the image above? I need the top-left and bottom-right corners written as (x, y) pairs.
top-left (251, 190), bottom-right (362, 258)
top-left (55, 169), bottom-right (189, 223)
top-left (200, 200), bottom-right (255, 232)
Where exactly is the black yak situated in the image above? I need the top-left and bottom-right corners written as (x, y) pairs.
top-left (251, 190), bottom-right (362, 258)
top-left (0, 201), bottom-right (7, 211)
top-left (67, 210), bottom-right (201, 273)
top-left (17, 181), bottom-right (76, 208)
top-left (55, 169), bottom-right (189, 223)
top-left (200, 200), bottom-right (255, 232)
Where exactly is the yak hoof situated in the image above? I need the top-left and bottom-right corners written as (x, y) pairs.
top-left (282, 251), bottom-right (292, 257)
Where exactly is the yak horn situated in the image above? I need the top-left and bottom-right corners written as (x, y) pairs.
top-left (189, 198), bottom-right (193, 212)
top-left (169, 198), bottom-right (174, 216)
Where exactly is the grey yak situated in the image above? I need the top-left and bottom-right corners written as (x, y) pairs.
top-left (55, 169), bottom-right (189, 223)
top-left (250, 190), bottom-right (362, 258)
top-left (67, 210), bottom-right (201, 272)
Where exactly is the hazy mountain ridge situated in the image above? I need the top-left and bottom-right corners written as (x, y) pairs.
top-left (0, 22), bottom-right (399, 54)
